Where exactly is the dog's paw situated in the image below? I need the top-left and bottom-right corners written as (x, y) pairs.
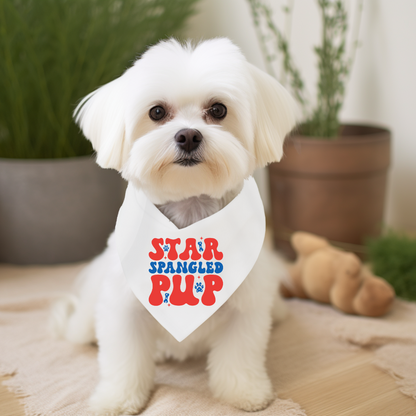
top-left (212, 375), bottom-right (275, 412)
top-left (89, 382), bottom-right (149, 415)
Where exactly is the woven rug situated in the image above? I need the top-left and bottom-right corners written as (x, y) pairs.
top-left (1, 263), bottom-right (416, 416)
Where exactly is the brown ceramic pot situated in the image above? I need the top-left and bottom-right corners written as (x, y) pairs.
top-left (268, 124), bottom-right (391, 260)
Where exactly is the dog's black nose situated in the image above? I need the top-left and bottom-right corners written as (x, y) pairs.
top-left (174, 129), bottom-right (203, 153)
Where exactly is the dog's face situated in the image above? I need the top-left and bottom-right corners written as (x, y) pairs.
top-left (75, 38), bottom-right (297, 204)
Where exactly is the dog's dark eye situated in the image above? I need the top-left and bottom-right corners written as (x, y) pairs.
top-left (149, 106), bottom-right (166, 121)
top-left (209, 103), bottom-right (227, 120)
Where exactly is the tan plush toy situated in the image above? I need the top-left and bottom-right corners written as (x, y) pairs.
top-left (281, 232), bottom-right (395, 317)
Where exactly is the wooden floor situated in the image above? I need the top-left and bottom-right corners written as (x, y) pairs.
top-left (1, 350), bottom-right (415, 416)
top-left (278, 350), bottom-right (416, 416)
top-left (0, 375), bottom-right (25, 416)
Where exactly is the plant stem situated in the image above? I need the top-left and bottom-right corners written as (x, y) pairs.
top-left (247, 0), bottom-right (363, 139)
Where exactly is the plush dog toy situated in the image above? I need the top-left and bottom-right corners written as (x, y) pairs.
top-left (281, 232), bottom-right (395, 317)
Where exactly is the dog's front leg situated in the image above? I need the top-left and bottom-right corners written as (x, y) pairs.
top-left (207, 307), bottom-right (275, 411)
top-left (90, 288), bottom-right (156, 416)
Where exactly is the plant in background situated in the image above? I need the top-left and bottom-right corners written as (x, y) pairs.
top-left (247, 0), bottom-right (363, 138)
top-left (367, 233), bottom-right (416, 301)
top-left (0, 0), bottom-right (198, 159)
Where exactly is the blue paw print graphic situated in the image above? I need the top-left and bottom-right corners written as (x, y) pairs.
top-left (163, 293), bottom-right (170, 303)
top-left (195, 282), bottom-right (204, 293)
top-left (163, 244), bottom-right (169, 252)
top-left (198, 241), bottom-right (204, 252)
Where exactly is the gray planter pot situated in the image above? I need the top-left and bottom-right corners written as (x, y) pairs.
top-left (0, 156), bottom-right (125, 264)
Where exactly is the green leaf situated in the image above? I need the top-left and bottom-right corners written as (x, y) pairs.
top-left (0, 0), bottom-right (199, 158)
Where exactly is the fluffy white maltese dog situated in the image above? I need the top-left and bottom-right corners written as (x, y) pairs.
top-left (52, 38), bottom-right (297, 415)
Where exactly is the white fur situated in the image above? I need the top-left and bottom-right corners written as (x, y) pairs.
top-left (53, 38), bottom-right (297, 415)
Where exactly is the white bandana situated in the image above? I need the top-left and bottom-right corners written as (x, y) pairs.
top-left (115, 176), bottom-right (265, 342)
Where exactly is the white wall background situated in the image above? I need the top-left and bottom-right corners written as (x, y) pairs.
top-left (186, 0), bottom-right (416, 232)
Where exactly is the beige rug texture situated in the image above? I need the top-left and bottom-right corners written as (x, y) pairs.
top-left (0, 263), bottom-right (416, 416)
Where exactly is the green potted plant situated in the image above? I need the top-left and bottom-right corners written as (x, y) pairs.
top-left (248, 0), bottom-right (391, 259)
top-left (0, 0), bottom-right (198, 264)
top-left (367, 232), bottom-right (416, 301)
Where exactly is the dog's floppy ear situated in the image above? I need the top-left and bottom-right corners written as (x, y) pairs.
top-left (248, 63), bottom-right (298, 167)
top-left (74, 76), bottom-right (128, 170)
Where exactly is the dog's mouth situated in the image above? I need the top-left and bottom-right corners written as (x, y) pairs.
top-left (175, 157), bottom-right (202, 167)
top-left (174, 150), bottom-right (204, 167)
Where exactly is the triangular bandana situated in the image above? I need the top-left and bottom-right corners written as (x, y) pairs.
top-left (115, 177), bottom-right (265, 342)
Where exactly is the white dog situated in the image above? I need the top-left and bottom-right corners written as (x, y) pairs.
top-left (52, 38), bottom-right (297, 415)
